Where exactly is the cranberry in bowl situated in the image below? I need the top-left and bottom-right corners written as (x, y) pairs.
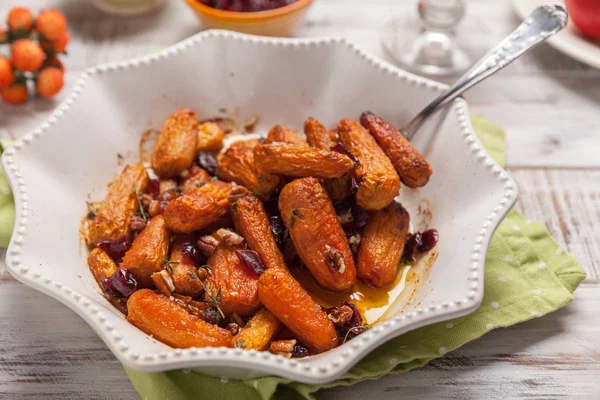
top-left (184, 0), bottom-right (313, 37)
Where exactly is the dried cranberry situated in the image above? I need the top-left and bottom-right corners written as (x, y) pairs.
top-left (236, 250), bottom-right (266, 277)
top-left (197, 152), bottom-right (218, 175)
top-left (292, 343), bottom-right (310, 358)
top-left (181, 242), bottom-right (206, 267)
top-left (101, 268), bottom-right (138, 298)
top-left (202, 307), bottom-right (218, 325)
top-left (403, 232), bottom-right (422, 260)
top-left (330, 144), bottom-right (359, 166)
top-left (418, 229), bottom-right (439, 252)
top-left (342, 205), bottom-right (370, 237)
top-left (98, 235), bottom-right (132, 263)
top-left (269, 215), bottom-right (285, 247)
top-left (147, 179), bottom-right (160, 197)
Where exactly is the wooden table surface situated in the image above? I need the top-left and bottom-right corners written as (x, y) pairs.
top-left (1, 0), bottom-right (599, 399)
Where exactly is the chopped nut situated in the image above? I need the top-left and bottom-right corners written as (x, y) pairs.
top-left (140, 193), bottom-right (153, 208)
top-left (158, 190), bottom-right (177, 202)
top-left (159, 179), bottom-right (178, 194)
top-left (227, 322), bottom-right (240, 336)
top-left (129, 215), bottom-right (147, 232)
top-left (324, 245), bottom-right (346, 273)
top-left (195, 267), bottom-right (208, 281)
top-left (148, 200), bottom-right (161, 217)
top-left (197, 235), bottom-right (220, 256)
top-left (158, 200), bottom-right (170, 213)
top-left (348, 233), bottom-right (361, 253)
top-left (216, 228), bottom-right (245, 246)
top-left (243, 115), bottom-right (259, 133)
top-left (229, 182), bottom-right (250, 202)
top-left (152, 270), bottom-right (175, 296)
top-left (327, 305), bottom-right (354, 327)
top-left (269, 339), bottom-right (297, 357)
top-left (231, 312), bottom-right (246, 328)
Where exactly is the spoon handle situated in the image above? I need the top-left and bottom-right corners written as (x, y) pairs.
top-left (403, 3), bottom-right (568, 141)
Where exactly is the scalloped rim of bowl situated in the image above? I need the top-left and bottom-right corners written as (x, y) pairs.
top-left (1, 30), bottom-right (518, 384)
top-left (184, 0), bottom-right (313, 21)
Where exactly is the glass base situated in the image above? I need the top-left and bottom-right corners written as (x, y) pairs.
top-left (382, 19), bottom-right (470, 76)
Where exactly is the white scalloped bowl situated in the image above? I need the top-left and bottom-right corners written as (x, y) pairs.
top-left (1, 30), bottom-right (517, 384)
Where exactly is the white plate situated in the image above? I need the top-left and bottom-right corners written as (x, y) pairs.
top-left (1, 30), bottom-right (517, 384)
top-left (513, 0), bottom-right (600, 69)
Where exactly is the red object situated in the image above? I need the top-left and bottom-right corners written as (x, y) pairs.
top-left (1, 83), bottom-right (28, 105)
top-left (0, 57), bottom-right (15, 89)
top-left (36, 67), bottom-right (64, 97)
top-left (98, 235), bottom-right (132, 263)
top-left (565, 0), bottom-right (600, 40)
top-left (11, 39), bottom-right (45, 72)
top-left (198, 0), bottom-right (297, 12)
top-left (6, 7), bottom-right (34, 33)
top-left (35, 9), bottom-right (67, 41)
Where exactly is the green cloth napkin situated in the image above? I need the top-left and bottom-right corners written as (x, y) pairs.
top-left (0, 141), bottom-right (16, 248)
top-left (0, 117), bottom-right (586, 399)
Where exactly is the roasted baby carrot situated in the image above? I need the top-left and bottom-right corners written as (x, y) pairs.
top-left (87, 248), bottom-right (118, 287)
top-left (163, 182), bottom-right (230, 233)
top-left (169, 235), bottom-right (204, 297)
top-left (304, 117), bottom-right (337, 150)
top-left (357, 202), bottom-right (410, 287)
top-left (151, 108), bottom-right (198, 178)
top-left (197, 121), bottom-right (225, 153)
top-left (338, 119), bottom-right (400, 210)
top-left (257, 268), bottom-right (339, 353)
top-left (360, 111), bottom-right (432, 188)
top-left (231, 195), bottom-right (287, 271)
top-left (304, 117), bottom-right (352, 202)
top-left (232, 307), bottom-right (281, 350)
top-left (267, 124), bottom-right (307, 145)
top-left (279, 178), bottom-right (356, 292)
top-left (86, 163), bottom-right (148, 246)
top-left (127, 289), bottom-right (233, 348)
top-left (206, 244), bottom-right (260, 317)
top-left (216, 139), bottom-right (280, 200)
top-left (121, 215), bottom-right (170, 287)
top-left (254, 143), bottom-right (354, 179)
top-left (181, 166), bottom-right (211, 193)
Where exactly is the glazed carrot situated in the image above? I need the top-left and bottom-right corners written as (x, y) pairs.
top-left (304, 117), bottom-right (337, 149)
top-left (121, 215), bottom-right (170, 287)
top-left (279, 178), bottom-right (356, 292)
top-left (151, 108), bottom-right (198, 178)
top-left (232, 307), bottom-right (281, 350)
top-left (231, 195), bottom-right (287, 271)
top-left (197, 121), bottom-right (225, 153)
top-left (267, 124), bottom-right (307, 145)
top-left (216, 139), bottom-right (279, 200)
top-left (257, 269), bottom-right (339, 353)
top-left (338, 119), bottom-right (400, 211)
top-left (169, 235), bottom-right (204, 297)
top-left (360, 111), bottom-right (432, 188)
top-left (87, 248), bottom-right (117, 287)
top-left (163, 182), bottom-right (230, 233)
top-left (206, 244), bottom-right (260, 316)
top-left (86, 163), bottom-right (148, 246)
top-left (357, 202), bottom-right (410, 287)
top-left (127, 289), bottom-right (233, 348)
top-left (254, 143), bottom-right (354, 179)
top-left (304, 117), bottom-right (351, 202)
top-left (181, 166), bottom-right (211, 193)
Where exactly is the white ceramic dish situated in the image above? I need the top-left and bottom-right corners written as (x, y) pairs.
top-left (1, 30), bottom-right (517, 384)
top-left (513, 0), bottom-right (600, 70)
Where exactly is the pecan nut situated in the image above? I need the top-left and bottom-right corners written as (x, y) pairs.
top-left (324, 245), bottom-right (346, 273)
top-left (197, 235), bottom-right (220, 256)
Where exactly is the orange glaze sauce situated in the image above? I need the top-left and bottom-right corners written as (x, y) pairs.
top-left (288, 263), bottom-right (412, 324)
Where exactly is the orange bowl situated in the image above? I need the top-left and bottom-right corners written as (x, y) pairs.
top-left (184, 0), bottom-right (314, 37)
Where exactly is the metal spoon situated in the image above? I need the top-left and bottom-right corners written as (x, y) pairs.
top-left (403, 3), bottom-right (568, 141)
